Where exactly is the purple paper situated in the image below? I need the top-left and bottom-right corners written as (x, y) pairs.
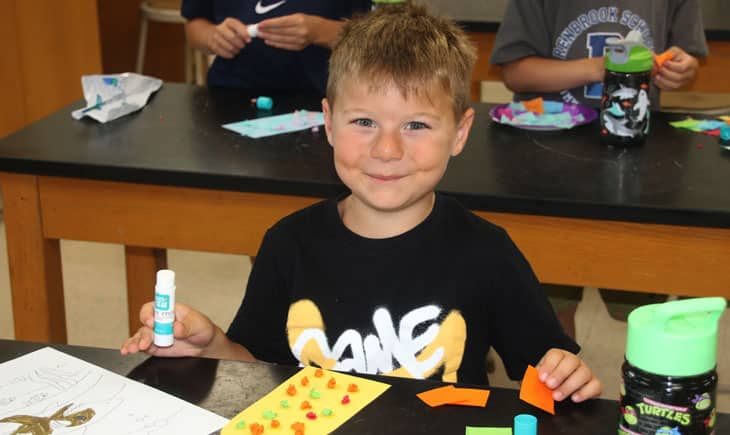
top-left (490, 101), bottom-right (598, 131)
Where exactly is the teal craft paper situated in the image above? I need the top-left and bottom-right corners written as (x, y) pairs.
top-left (223, 110), bottom-right (324, 138)
top-left (465, 426), bottom-right (512, 435)
top-left (696, 120), bottom-right (726, 131)
top-left (543, 100), bottom-right (564, 113)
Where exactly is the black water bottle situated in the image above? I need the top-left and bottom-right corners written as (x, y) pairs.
top-left (600, 34), bottom-right (653, 147)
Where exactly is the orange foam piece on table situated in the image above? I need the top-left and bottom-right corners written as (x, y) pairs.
top-left (417, 385), bottom-right (458, 407)
top-left (519, 365), bottom-right (555, 414)
top-left (450, 387), bottom-right (490, 407)
top-left (416, 385), bottom-right (490, 408)
top-left (522, 97), bottom-right (544, 114)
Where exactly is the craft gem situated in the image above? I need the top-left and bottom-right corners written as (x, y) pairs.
top-left (309, 388), bottom-right (321, 399)
top-left (291, 421), bottom-right (305, 435)
top-left (341, 395), bottom-right (350, 405)
top-left (305, 412), bottom-right (317, 420)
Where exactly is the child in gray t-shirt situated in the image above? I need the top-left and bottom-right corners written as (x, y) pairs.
top-left (490, 0), bottom-right (708, 107)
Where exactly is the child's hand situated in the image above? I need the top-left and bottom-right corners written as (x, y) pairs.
top-left (257, 14), bottom-right (329, 50)
top-left (536, 348), bottom-right (602, 403)
top-left (653, 46), bottom-right (699, 90)
top-left (208, 17), bottom-right (251, 59)
top-left (120, 301), bottom-right (219, 358)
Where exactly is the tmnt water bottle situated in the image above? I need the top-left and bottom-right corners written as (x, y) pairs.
top-left (600, 32), bottom-right (654, 147)
top-left (619, 297), bottom-right (726, 434)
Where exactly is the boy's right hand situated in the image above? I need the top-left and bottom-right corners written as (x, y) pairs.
top-left (207, 17), bottom-right (251, 59)
top-left (120, 301), bottom-right (218, 358)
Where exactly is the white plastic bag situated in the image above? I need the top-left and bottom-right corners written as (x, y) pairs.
top-left (71, 73), bottom-right (163, 123)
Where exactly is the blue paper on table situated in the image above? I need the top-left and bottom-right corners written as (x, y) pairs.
top-left (223, 110), bottom-right (324, 138)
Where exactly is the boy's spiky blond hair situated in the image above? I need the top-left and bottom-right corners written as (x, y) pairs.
top-left (327, 3), bottom-right (477, 119)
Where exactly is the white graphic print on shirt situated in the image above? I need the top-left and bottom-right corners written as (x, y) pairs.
top-left (286, 299), bottom-right (467, 382)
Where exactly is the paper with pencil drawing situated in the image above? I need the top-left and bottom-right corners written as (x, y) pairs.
top-left (0, 347), bottom-right (227, 435)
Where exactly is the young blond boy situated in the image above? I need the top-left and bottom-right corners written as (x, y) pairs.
top-left (122, 3), bottom-right (602, 403)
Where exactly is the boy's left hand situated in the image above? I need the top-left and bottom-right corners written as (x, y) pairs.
top-left (536, 348), bottom-right (603, 403)
top-left (653, 46), bottom-right (699, 90)
top-left (256, 13), bottom-right (323, 51)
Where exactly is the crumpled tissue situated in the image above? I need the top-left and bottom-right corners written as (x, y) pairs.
top-left (71, 73), bottom-right (163, 123)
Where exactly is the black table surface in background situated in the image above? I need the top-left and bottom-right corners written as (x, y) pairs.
top-left (4, 340), bottom-right (728, 434)
top-left (0, 83), bottom-right (728, 228)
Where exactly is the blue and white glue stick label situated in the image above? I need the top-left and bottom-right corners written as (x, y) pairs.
top-left (153, 269), bottom-right (175, 347)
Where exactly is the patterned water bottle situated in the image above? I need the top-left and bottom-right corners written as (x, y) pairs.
top-left (600, 31), bottom-right (653, 147)
top-left (619, 297), bottom-right (726, 434)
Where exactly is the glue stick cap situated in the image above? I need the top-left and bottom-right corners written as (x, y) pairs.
top-left (156, 269), bottom-right (175, 289)
top-left (255, 96), bottom-right (273, 111)
top-left (514, 414), bottom-right (537, 435)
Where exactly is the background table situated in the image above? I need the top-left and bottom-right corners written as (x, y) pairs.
top-left (0, 84), bottom-right (728, 343)
top-left (4, 339), bottom-right (727, 434)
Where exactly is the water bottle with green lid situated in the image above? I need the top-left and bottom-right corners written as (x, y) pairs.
top-left (619, 297), bottom-right (726, 434)
top-left (600, 30), bottom-right (654, 147)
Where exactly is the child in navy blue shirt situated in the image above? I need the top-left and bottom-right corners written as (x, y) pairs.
top-left (182, 0), bottom-right (372, 93)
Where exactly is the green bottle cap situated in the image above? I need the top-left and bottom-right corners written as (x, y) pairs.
top-left (605, 32), bottom-right (654, 73)
top-left (606, 45), bottom-right (654, 73)
top-left (626, 297), bottom-right (726, 377)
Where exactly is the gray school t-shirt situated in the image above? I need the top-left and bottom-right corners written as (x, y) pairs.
top-left (490, 0), bottom-right (708, 107)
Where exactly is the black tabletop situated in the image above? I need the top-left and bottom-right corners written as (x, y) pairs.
top-left (4, 340), bottom-right (727, 435)
top-left (0, 83), bottom-right (728, 228)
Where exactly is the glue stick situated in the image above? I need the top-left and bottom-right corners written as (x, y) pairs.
top-left (247, 24), bottom-right (259, 38)
top-left (153, 269), bottom-right (176, 347)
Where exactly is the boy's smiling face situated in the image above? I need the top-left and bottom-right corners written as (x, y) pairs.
top-left (322, 77), bottom-right (474, 235)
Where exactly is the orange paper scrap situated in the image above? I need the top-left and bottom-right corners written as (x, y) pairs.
top-left (416, 385), bottom-right (490, 408)
top-left (654, 50), bottom-right (674, 67)
top-left (519, 365), bottom-right (555, 415)
top-left (522, 97), bottom-right (545, 114)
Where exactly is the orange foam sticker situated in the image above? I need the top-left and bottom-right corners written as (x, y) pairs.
top-left (654, 50), bottom-right (674, 67)
top-left (417, 385), bottom-right (458, 407)
top-left (519, 365), bottom-right (555, 415)
top-left (416, 385), bottom-right (490, 408)
top-left (451, 387), bottom-right (491, 407)
top-left (522, 97), bottom-right (544, 114)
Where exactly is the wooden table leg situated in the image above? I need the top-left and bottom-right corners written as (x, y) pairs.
top-left (125, 247), bottom-right (167, 335)
top-left (0, 173), bottom-right (66, 343)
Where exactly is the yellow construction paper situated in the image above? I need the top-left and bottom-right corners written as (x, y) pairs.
top-left (221, 366), bottom-right (390, 434)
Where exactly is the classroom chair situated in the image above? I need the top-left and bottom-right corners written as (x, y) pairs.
top-left (136, 0), bottom-right (208, 85)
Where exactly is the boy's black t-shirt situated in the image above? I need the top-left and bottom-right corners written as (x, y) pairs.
top-left (227, 194), bottom-right (578, 385)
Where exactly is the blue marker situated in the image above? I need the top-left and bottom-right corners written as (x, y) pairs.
top-left (720, 125), bottom-right (730, 150)
top-left (153, 269), bottom-right (176, 347)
